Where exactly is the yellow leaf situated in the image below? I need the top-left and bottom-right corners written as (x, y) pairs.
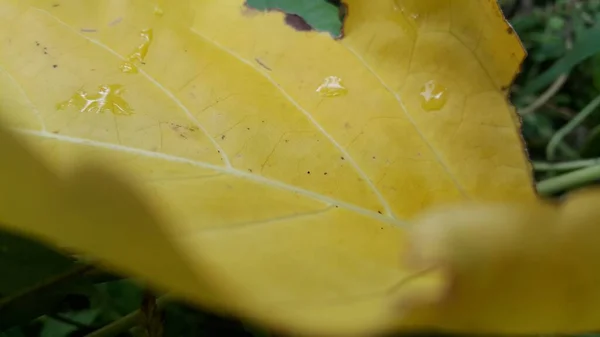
top-left (400, 187), bottom-right (600, 335)
top-left (0, 0), bottom-right (535, 335)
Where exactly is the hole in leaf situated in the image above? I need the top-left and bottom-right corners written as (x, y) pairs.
top-left (245, 0), bottom-right (347, 39)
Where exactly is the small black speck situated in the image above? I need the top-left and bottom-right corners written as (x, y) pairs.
top-left (335, 205), bottom-right (339, 208)
top-left (217, 150), bottom-right (221, 153)
top-left (307, 171), bottom-right (311, 174)
top-left (324, 172), bottom-right (328, 175)
top-left (341, 156), bottom-right (345, 160)
top-left (44, 51), bottom-right (48, 55)
top-left (52, 64), bottom-right (58, 68)
top-left (141, 62), bottom-right (146, 65)
top-left (246, 127), bottom-right (250, 130)
top-left (221, 135), bottom-right (226, 140)
top-left (380, 227), bottom-right (384, 229)
top-left (372, 156), bottom-right (376, 159)
top-left (284, 139), bottom-right (289, 143)
top-left (52, 3), bottom-right (60, 7)
top-left (261, 120), bottom-right (265, 123)
top-left (377, 210), bottom-right (382, 214)
top-left (35, 41), bottom-right (40, 46)
top-left (248, 168), bottom-right (253, 173)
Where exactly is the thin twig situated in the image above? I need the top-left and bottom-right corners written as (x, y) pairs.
top-left (519, 73), bottom-right (569, 115)
top-left (84, 295), bottom-right (171, 337)
top-left (542, 101), bottom-right (575, 119)
top-left (141, 291), bottom-right (164, 337)
top-left (519, 37), bottom-right (573, 115)
top-left (0, 264), bottom-right (93, 309)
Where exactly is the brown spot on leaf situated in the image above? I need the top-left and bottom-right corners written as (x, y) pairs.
top-left (284, 14), bottom-right (312, 32)
top-left (255, 58), bottom-right (272, 71)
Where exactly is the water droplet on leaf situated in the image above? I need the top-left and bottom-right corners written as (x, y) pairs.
top-left (154, 5), bottom-right (164, 16)
top-left (316, 76), bottom-right (347, 97)
top-left (119, 62), bottom-right (138, 74)
top-left (419, 80), bottom-right (448, 111)
top-left (119, 29), bottom-right (153, 74)
top-left (57, 84), bottom-right (134, 116)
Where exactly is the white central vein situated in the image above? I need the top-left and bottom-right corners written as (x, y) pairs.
top-left (33, 8), bottom-right (232, 168)
top-left (343, 44), bottom-right (468, 198)
top-left (17, 129), bottom-right (406, 227)
top-left (189, 29), bottom-right (396, 218)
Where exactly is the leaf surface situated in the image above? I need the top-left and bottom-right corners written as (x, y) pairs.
top-left (0, 0), bottom-right (534, 335)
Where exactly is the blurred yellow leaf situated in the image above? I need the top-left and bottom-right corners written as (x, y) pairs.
top-left (0, 0), bottom-right (535, 335)
top-left (401, 187), bottom-right (600, 335)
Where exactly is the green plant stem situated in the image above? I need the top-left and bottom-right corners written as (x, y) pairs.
top-left (519, 72), bottom-right (569, 115)
top-left (534, 119), bottom-right (579, 159)
top-left (533, 158), bottom-right (600, 171)
top-left (536, 165), bottom-right (600, 195)
top-left (546, 94), bottom-right (600, 162)
top-left (84, 295), bottom-right (171, 337)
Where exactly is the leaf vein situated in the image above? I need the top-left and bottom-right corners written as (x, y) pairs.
top-left (342, 44), bottom-right (468, 198)
top-left (32, 7), bottom-right (232, 168)
top-left (189, 28), bottom-right (397, 219)
top-left (14, 129), bottom-right (406, 227)
top-left (194, 205), bottom-right (335, 234)
top-left (0, 65), bottom-right (46, 131)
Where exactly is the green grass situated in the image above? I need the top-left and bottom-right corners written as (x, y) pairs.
top-left (507, 0), bottom-right (600, 194)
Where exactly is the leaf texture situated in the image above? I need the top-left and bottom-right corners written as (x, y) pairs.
top-left (0, 0), bottom-right (535, 335)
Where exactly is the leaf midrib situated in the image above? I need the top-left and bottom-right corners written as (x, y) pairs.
top-left (16, 128), bottom-right (405, 227)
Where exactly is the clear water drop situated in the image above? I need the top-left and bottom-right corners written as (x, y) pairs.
top-left (56, 84), bottom-right (134, 116)
top-left (419, 80), bottom-right (448, 111)
top-left (316, 76), bottom-right (348, 97)
top-left (119, 29), bottom-right (154, 74)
